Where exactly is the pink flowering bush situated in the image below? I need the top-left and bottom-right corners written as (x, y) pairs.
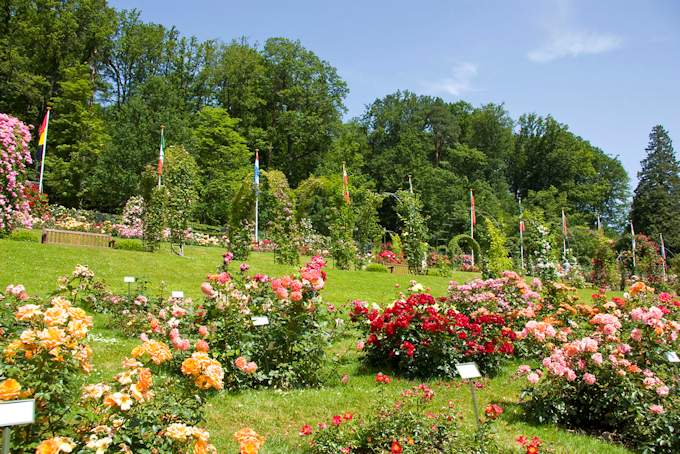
top-left (130, 256), bottom-right (333, 390)
top-left (0, 113), bottom-right (33, 234)
top-left (519, 287), bottom-right (679, 452)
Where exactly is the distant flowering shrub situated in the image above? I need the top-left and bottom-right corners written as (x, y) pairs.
top-left (113, 195), bottom-right (144, 238)
top-left (0, 112), bottom-right (33, 234)
top-left (519, 287), bottom-right (680, 452)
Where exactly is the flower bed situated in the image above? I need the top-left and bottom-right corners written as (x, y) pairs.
top-left (350, 284), bottom-right (518, 377)
top-left (518, 284), bottom-right (680, 452)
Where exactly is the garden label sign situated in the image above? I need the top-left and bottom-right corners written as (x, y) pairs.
top-left (456, 362), bottom-right (482, 429)
top-left (171, 291), bottom-right (184, 299)
top-left (1, 399), bottom-right (35, 454)
top-left (252, 316), bottom-right (270, 326)
top-left (666, 351), bottom-right (679, 363)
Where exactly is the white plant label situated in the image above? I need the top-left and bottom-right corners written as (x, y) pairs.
top-left (0, 399), bottom-right (35, 426)
top-left (252, 316), bottom-right (269, 326)
top-left (455, 362), bottom-right (482, 379)
top-left (666, 351), bottom-right (679, 363)
top-left (124, 276), bottom-right (135, 283)
top-left (171, 291), bottom-right (184, 299)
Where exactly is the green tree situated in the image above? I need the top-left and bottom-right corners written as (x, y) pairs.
top-left (190, 106), bottom-right (250, 224)
top-left (163, 145), bottom-right (199, 256)
top-left (482, 218), bottom-right (513, 278)
top-left (395, 190), bottom-right (429, 274)
top-left (44, 64), bottom-right (110, 207)
top-left (631, 125), bottom-right (680, 252)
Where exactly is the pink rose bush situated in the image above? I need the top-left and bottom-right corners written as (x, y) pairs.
top-left (0, 113), bottom-right (33, 234)
top-left (124, 255), bottom-right (333, 390)
top-left (519, 287), bottom-right (679, 452)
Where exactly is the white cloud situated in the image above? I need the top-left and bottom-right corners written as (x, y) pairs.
top-left (423, 62), bottom-right (478, 96)
top-left (528, 30), bottom-right (622, 62)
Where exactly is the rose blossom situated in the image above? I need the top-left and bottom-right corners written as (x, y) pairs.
top-left (649, 404), bottom-right (664, 415)
top-left (583, 373), bottom-right (596, 385)
top-left (527, 373), bottom-right (539, 384)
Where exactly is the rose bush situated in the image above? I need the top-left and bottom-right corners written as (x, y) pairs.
top-left (351, 285), bottom-right (517, 377)
top-left (518, 284), bottom-right (679, 452)
top-left (0, 112), bottom-right (33, 234)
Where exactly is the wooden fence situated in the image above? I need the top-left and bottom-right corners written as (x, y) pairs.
top-left (41, 229), bottom-right (113, 248)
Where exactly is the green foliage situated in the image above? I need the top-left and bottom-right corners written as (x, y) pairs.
top-left (190, 106), bottom-right (250, 225)
top-left (482, 219), bottom-right (513, 278)
top-left (114, 238), bottom-right (145, 251)
top-left (590, 233), bottom-right (619, 289)
top-left (631, 125), bottom-right (680, 252)
top-left (143, 186), bottom-right (165, 252)
top-left (395, 191), bottom-right (429, 274)
top-left (329, 204), bottom-right (357, 270)
top-left (365, 263), bottom-right (388, 272)
top-left (227, 219), bottom-right (251, 261)
top-left (164, 145), bottom-right (199, 256)
top-left (9, 229), bottom-right (39, 242)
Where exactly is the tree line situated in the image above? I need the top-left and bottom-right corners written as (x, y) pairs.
top-left (2, 0), bottom-right (678, 255)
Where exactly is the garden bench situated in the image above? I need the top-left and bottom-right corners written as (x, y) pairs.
top-left (41, 229), bottom-right (114, 248)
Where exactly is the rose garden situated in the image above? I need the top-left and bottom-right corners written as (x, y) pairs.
top-left (2, 3), bottom-right (680, 452)
top-left (1, 111), bottom-right (679, 453)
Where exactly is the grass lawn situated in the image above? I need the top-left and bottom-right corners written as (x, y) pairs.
top-left (0, 237), bottom-right (632, 453)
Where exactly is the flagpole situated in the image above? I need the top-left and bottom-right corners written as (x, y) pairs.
top-left (660, 233), bottom-right (666, 281)
top-left (561, 208), bottom-right (567, 260)
top-left (470, 189), bottom-right (475, 268)
top-left (157, 125), bottom-right (164, 188)
top-left (38, 108), bottom-right (51, 193)
top-left (519, 196), bottom-right (525, 272)
top-left (631, 222), bottom-right (637, 272)
top-left (254, 149), bottom-right (259, 244)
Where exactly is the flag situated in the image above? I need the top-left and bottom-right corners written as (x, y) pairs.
top-left (561, 209), bottom-right (567, 236)
top-left (470, 190), bottom-right (476, 225)
top-left (631, 222), bottom-right (636, 250)
top-left (157, 127), bottom-right (165, 177)
top-left (38, 111), bottom-right (49, 145)
top-left (519, 220), bottom-right (525, 233)
top-left (342, 162), bottom-right (350, 205)
top-left (254, 149), bottom-right (260, 190)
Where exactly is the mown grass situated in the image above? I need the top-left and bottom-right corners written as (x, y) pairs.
top-left (0, 237), bottom-right (632, 453)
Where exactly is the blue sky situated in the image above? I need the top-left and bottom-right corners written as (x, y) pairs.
top-left (111, 0), bottom-right (680, 184)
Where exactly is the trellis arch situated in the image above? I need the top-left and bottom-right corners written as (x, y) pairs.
top-left (448, 234), bottom-right (481, 260)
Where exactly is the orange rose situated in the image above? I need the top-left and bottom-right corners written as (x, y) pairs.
top-left (0, 378), bottom-right (21, 400)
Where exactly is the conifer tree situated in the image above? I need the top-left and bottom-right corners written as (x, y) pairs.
top-left (631, 125), bottom-right (680, 252)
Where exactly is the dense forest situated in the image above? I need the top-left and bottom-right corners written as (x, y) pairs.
top-left (0, 0), bottom-right (656, 253)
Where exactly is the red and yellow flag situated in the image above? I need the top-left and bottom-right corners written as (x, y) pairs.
top-left (38, 110), bottom-right (50, 145)
top-left (342, 162), bottom-right (350, 205)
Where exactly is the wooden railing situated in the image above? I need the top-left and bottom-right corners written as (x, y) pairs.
top-left (41, 229), bottom-right (113, 248)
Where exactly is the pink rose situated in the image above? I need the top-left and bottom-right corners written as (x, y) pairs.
top-left (169, 328), bottom-right (180, 340)
top-left (356, 341), bottom-right (365, 351)
top-left (656, 386), bottom-right (669, 397)
top-left (200, 282), bottom-right (215, 297)
top-left (198, 325), bottom-right (209, 337)
top-left (583, 373), bottom-right (596, 385)
top-left (275, 287), bottom-right (289, 300)
top-left (649, 404), bottom-right (664, 415)
top-left (139, 333), bottom-right (149, 342)
top-left (290, 280), bottom-right (303, 292)
top-left (527, 373), bottom-right (539, 384)
top-left (630, 328), bottom-right (642, 342)
top-left (517, 365), bottom-right (531, 375)
top-left (591, 352), bottom-right (604, 365)
top-left (290, 291), bottom-right (303, 302)
top-left (195, 339), bottom-right (209, 352)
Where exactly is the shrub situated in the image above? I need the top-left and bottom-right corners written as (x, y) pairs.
top-left (8, 229), bottom-right (38, 242)
top-left (143, 186), bottom-right (165, 252)
top-left (518, 286), bottom-right (680, 452)
top-left (227, 219), bottom-right (251, 260)
top-left (301, 376), bottom-right (501, 453)
top-left (0, 293), bottom-right (93, 452)
top-left (482, 219), bottom-right (513, 278)
top-left (114, 238), bottom-right (145, 251)
top-left (330, 205), bottom-right (358, 270)
top-left (351, 289), bottom-right (517, 377)
top-left (270, 199), bottom-right (300, 265)
top-left (395, 191), bottom-right (429, 274)
top-left (0, 113), bottom-right (33, 235)
top-left (365, 263), bottom-right (388, 273)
